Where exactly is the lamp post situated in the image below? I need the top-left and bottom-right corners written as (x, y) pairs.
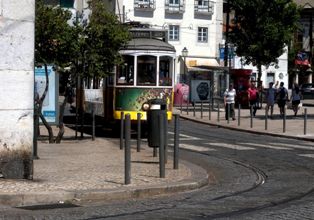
top-left (181, 47), bottom-right (188, 83)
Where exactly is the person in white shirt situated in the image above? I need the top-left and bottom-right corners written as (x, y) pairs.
top-left (290, 83), bottom-right (302, 116)
top-left (224, 83), bottom-right (236, 120)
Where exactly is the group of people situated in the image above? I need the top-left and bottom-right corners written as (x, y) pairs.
top-left (224, 81), bottom-right (302, 120)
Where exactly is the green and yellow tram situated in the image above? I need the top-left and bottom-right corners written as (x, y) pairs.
top-left (103, 29), bottom-right (176, 123)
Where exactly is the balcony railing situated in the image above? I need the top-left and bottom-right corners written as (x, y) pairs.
top-left (165, 0), bottom-right (185, 13)
top-left (194, 0), bottom-right (214, 15)
top-left (134, 0), bottom-right (155, 11)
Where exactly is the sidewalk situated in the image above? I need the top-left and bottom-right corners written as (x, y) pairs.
top-left (178, 99), bottom-right (314, 141)
top-left (0, 126), bottom-right (208, 207)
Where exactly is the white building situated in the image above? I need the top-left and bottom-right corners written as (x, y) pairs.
top-left (233, 50), bottom-right (289, 88)
top-left (116, 0), bottom-right (225, 87)
top-left (0, 0), bottom-right (35, 178)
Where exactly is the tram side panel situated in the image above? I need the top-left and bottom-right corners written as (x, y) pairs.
top-left (114, 87), bottom-right (173, 121)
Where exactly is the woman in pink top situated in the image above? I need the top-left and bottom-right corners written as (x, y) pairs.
top-left (248, 82), bottom-right (259, 116)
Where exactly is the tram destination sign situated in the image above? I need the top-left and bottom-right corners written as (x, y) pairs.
top-left (130, 29), bottom-right (167, 40)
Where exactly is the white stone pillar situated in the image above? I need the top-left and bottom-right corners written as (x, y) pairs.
top-left (0, 0), bottom-right (35, 179)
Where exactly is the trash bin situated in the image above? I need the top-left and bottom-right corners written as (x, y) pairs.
top-left (146, 99), bottom-right (167, 148)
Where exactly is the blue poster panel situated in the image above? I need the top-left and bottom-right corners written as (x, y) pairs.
top-left (35, 66), bottom-right (59, 125)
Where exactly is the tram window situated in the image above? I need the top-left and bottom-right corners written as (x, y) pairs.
top-left (137, 56), bottom-right (157, 86)
top-left (159, 57), bottom-right (172, 86)
top-left (117, 56), bottom-right (134, 85)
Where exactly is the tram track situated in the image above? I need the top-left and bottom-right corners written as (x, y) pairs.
top-left (179, 147), bottom-right (314, 219)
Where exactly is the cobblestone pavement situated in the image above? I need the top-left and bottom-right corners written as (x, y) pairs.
top-left (0, 126), bottom-right (208, 206)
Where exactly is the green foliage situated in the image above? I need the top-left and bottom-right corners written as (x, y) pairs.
top-left (84, 0), bottom-right (130, 78)
top-left (35, 0), bottom-right (77, 67)
top-left (229, 0), bottom-right (300, 80)
top-left (36, 0), bottom-right (130, 78)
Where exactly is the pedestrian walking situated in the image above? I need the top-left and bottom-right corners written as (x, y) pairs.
top-left (265, 82), bottom-right (277, 118)
top-left (248, 81), bottom-right (259, 116)
top-left (224, 83), bottom-right (236, 120)
top-left (290, 83), bottom-right (302, 116)
top-left (276, 82), bottom-right (288, 116)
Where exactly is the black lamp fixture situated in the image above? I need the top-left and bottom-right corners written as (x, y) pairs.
top-left (181, 47), bottom-right (188, 83)
top-left (181, 47), bottom-right (188, 57)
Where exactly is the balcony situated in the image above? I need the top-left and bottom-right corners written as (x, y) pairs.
top-left (134, 0), bottom-right (155, 11)
top-left (194, 0), bottom-right (214, 15)
top-left (165, 0), bottom-right (185, 14)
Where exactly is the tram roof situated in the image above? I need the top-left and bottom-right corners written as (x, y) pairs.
top-left (122, 38), bottom-right (176, 52)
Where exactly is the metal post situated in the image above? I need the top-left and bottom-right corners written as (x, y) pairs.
top-left (208, 102), bottom-right (211, 120)
top-left (174, 114), bottom-right (179, 170)
top-left (159, 114), bottom-right (165, 178)
top-left (180, 96), bottom-right (183, 113)
top-left (238, 104), bottom-right (241, 126)
top-left (283, 107), bottom-right (286, 133)
top-left (186, 102), bottom-right (189, 115)
top-left (33, 106), bottom-right (39, 160)
top-left (137, 113), bottom-right (141, 152)
top-left (80, 109), bottom-right (84, 138)
top-left (124, 114), bottom-right (131, 185)
top-left (304, 108), bottom-right (307, 135)
top-left (92, 103), bottom-right (95, 141)
top-left (265, 107), bottom-right (268, 130)
top-left (193, 100), bottom-right (196, 117)
top-left (227, 104), bottom-right (230, 124)
top-left (201, 100), bottom-right (203, 119)
top-left (120, 112), bottom-right (124, 150)
top-left (250, 105), bottom-right (253, 128)
top-left (164, 113), bottom-right (168, 164)
top-left (217, 102), bottom-right (220, 122)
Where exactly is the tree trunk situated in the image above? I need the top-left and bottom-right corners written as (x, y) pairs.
top-left (55, 95), bottom-right (67, 143)
top-left (39, 112), bottom-right (54, 143)
top-left (35, 63), bottom-right (54, 143)
top-left (257, 63), bottom-right (262, 85)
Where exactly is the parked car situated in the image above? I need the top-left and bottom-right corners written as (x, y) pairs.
top-left (300, 83), bottom-right (314, 99)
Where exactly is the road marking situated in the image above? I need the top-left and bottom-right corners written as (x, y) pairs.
top-left (168, 132), bottom-right (201, 140)
top-left (205, 143), bottom-right (255, 150)
top-left (271, 143), bottom-right (314, 150)
top-left (298, 154), bottom-right (314, 159)
top-left (179, 144), bottom-right (215, 152)
top-left (239, 142), bottom-right (291, 150)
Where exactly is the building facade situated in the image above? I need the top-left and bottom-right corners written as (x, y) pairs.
top-left (0, 0), bottom-right (35, 179)
top-left (117, 0), bottom-right (225, 91)
top-left (293, 0), bottom-right (314, 85)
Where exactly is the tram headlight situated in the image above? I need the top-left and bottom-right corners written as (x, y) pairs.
top-left (142, 102), bottom-right (150, 111)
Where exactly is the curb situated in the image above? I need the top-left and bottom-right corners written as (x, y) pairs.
top-left (180, 115), bottom-right (314, 142)
top-left (0, 160), bottom-right (209, 207)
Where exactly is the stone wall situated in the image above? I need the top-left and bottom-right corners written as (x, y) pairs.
top-left (0, 0), bottom-right (35, 179)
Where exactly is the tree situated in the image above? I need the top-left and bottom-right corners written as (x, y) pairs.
top-left (35, 0), bottom-right (77, 143)
top-left (35, 0), bottom-right (130, 143)
top-left (84, 0), bottom-right (130, 87)
top-left (229, 0), bottom-right (300, 84)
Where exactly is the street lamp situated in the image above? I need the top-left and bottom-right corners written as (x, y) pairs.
top-left (181, 47), bottom-right (188, 83)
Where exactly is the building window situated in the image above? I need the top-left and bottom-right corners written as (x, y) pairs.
top-left (134, 0), bottom-right (155, 10)
top-left (197, 0), bottom-right (209, 7)
top-left (198, 27), bottom-right (208, 42)
top-left (169, 25), bottom-right (180, 41)
top-left (169, 0), bottom-right (179, 5)
top-left (266, 72), bottom-right (275, 87)
top-left (194, 0), bottom-right (214, 14)
top-left (165, 0), bottom-right (185, 13)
